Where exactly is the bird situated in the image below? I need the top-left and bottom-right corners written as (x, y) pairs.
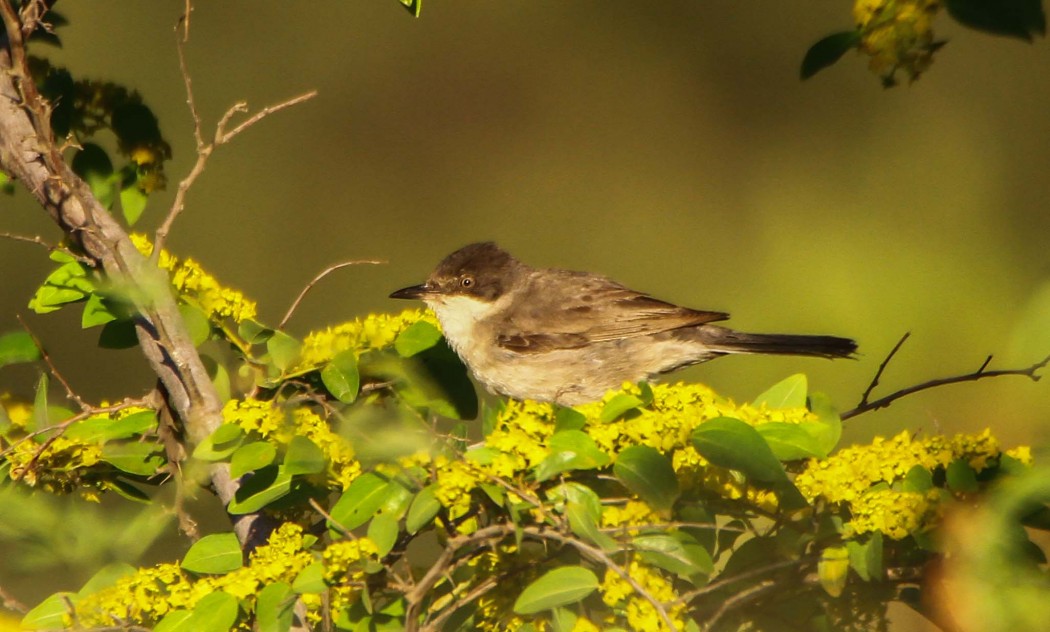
top-left (390, 242), bottom-right (856, 406)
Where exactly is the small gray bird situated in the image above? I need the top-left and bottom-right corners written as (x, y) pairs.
top-left (390, 242), bottom-right (856, 406)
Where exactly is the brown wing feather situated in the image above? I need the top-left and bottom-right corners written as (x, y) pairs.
top-left (497, 270), bottom-right (728, 353)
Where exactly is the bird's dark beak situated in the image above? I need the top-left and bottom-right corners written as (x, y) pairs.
top-left (390, 283), bottom-right (430, 300)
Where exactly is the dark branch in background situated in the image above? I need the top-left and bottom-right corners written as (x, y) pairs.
top-left (278, 259), bottom-right (386, 330)
top-left (842, 334), bottom-right (1049, 420)
top-left (0, 1), bottom-right (306, 551)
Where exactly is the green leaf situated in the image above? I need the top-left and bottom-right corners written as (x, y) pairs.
top-left (800, 30), bottom-right (861, 80)
top-left (257, 582), bottom-right (295, 632)
top-left (551, 607), bottom-right (578, 632)
top-left (284, 435), bottom-right (325, 475)
top-left (81, 293), bottom-right (119, 328)
top-left (182, 532), bottom-right (243, 574)
top-left (752, 373), bottom-right (808, 409)
top-left (102, 442), bottom-right (165, 475)
top-left (902, 465), bottom-right (934, 493)
top-left (32, 373), bottom-right (49, 431)
top-left (322, 350), bottom-right (360, 403)
top-left (406, 484), bottom-right (441, 534)
top-left (330, 472), bottom-right (390, 531)
top-left (188, 590), bottom-right (239, 632)
top-left (946, 0), bottom-right (1046, 40)
top-left (292, 561), bottom-right (327, 594)
top-left (634, 532), bottom-right (714, 580)
top-left (154, 610), bottom-right (195, 632)
top-left (267, 330), bottom-right (302, 372)
top-left (368, 512), bottom-right (400, 557)
top-left (71, 143), bottom-right (117, 209)
top-left (227, 465), bottom-right (293, 514)
top-left (613, 445), bottom-right (680, 512)
top-left (28, 259), bottom-right (93, 314)
top-left (98, 319), bottom-right (140, 349)
top-left (818, 546), bottom-right (850, 598)
top-left (120, 181), bottom-right (149, 226)
top-left (77, 562), bottom-right (137, 596)
top-left (0, 331), bottom-right (39, 367)
top-left (600, 392), bottom-right (645, 423)
top-left (553, 406), bottom-right (587, 432)
top-left (807, 392), bottom-right (842, 456)
top-left (847, 533), bottom-right (883, 581)
top-left (106, 410), bottom-right (158, 439)
top-left (230, 441), bottom-right (277, 478)
top-left (947, 459), bottom-right (979, 493)
top-left (513, 566), bottom-right (599, 614)
top-left (534, 430), bottom-right (611, 482)
top-left (557, 482), bottom-right (618, 551)
top-left (21, 592), bottom-right (75, 630)
top-left (179, 303), bottom-right (213, 346)
top-left (400, 0), bottom-right (422, 18)
top-left (691, 417), bottom-right (786, 483)
top-left (364, 345), bottom-right (477, 420)
top-left (238, 319), bottom-right (274, 345)
top-left (756, 422), bottom-right (824, 460)
top-left (394, 321), bottom-right (443, 357)
top-left (194, 423), bottom-right (246, 461)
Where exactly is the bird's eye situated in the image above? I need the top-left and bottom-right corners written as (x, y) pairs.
top-left (460, 276), bottom-right (474, 288)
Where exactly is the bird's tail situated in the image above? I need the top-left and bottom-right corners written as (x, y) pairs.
top-left (697, 326), bottom-right (857, 359)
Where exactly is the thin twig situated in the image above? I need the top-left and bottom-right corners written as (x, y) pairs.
top-left (855, 332), bottom-right (910, 409)
top-left (277, 260), bottom-right (386, 330)
top-left (152, 11), bottom-right (318, 256)
top-left (842, 353), bottom-right (1050, 420)
top-left (701, 579), bottom-right (777, 632)
top-left (675, 557), bottom-right (807, 606)
top-left (0, 231), bottom-right (94, 265)
top-left (218, 90), bottom-right (317, 144)
top-left (16, 314), bottom-right (87, 411)
top-left (0, 583), bottom-right (28, 614)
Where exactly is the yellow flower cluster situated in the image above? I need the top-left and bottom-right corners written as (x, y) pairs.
top-left (76, 523), bottom-right (314, 627)
top-left (575, 382), bottom-right (815, 455)
top-left (601, 500), bottom-right (660, 534)
top-left (6, 435), bottom-right (103, 493)
top-left (222, 399), bottom-right (362, 491)
top-left (600, 560), bottom-right (686, 631)
top-left (847, 488), bottom-right (940, 539)
top-left (469, 545), bottom-right (538, 632)
top-left (796, 429), bottom-right (1000, 504)
top-left (297, 309), bottom-right (439, 369)
top-left (322, 538), bottom-right (380, 614)
top-left (130, 233), bottom-right (257, 323)
top-left (853, 0), bottom-right (941, 84)
top-left (401, 382), bottom-right (813, 522)
top-left (796, 429), bottom-right (1009, 539)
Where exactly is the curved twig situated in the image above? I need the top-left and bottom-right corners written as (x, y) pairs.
top-left (277, 259), bottom-right (386, 330)
top-left (843, 351), bottom-right (1049, 421)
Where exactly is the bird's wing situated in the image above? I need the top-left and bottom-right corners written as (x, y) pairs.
top-left (496, 270), bottom-right (729, 353)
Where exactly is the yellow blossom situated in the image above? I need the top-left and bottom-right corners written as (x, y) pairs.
top-left (296, 309), bottom-right (439, 369)
top-left (853, 0), bottom-right (942, 84)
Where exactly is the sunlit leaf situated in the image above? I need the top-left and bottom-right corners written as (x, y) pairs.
top-left (512, 566), bottom-right (599, 614)
top-left (187, 590), bottom-right (239, 632)
top-left (228, 466), bottom-right (293, 514)
top-left (406, 484), bottom-right (441, 534)
top-left (394, 321), bottom-right (442, 357)
top-left (330, 472), bottom-right (389, 531)
top-left (284, 436), bottom-right (325, 475)
top-left (230, 441), bottom-right (277, 478)
top-left (753, 373), bottom-right (808, 409)
top-left (182, 532), bottom-right (243, 574)
top-left (257, 582), bottom-right (295, 632)
top-left (613, 445), bottom-right (680, 512)
top-left (322, 350), bottom-right (360, 403)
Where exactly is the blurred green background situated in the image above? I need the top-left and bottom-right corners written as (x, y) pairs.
top-left (1, 1), bottom-right (1049, 619)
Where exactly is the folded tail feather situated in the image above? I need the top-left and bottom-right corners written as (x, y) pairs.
top-left (697, 326), bottom-right (857, 359)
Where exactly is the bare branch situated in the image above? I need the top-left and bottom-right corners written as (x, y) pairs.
top-left (0, 582), bottom-right (28, 613)
top-left (701, 579), bottom-right (777, 632)
top-left (217, 90), bottom-right (318, 143)
top-left (278, 259), bottom-right (386, 330)
top-left (855, 332), bottom-right (910, 409)
top-left (843, 353), bottom-right (1050, 421)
